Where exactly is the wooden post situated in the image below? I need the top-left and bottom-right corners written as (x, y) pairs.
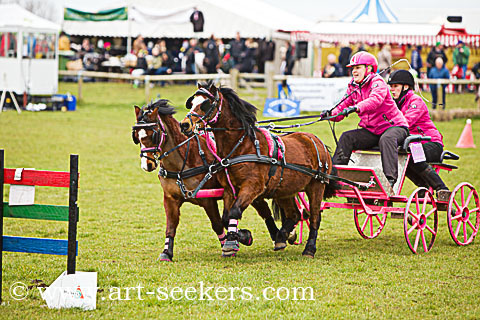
top-left (229, 69), bottom-right (239, 91)
top-left (0, 149), bottom-right (4, 302)
top-left (77, 71), bottom-right (83, 101)
top-left (266, 69), bottom-right (276, 99)
top-left (144, 75), bottom-right (151, 104)
top-left (67, 154), bottom-right (79, 275)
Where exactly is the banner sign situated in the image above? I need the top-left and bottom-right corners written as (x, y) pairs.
top-left (263, 98), bottom-right (300, 117)
top-left (64, 7), bottom-right (128, 21)
top-left (287, 77), bottom-right (350, 112)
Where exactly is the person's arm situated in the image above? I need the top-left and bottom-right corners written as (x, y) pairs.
top-left (403, 101), bottom-right (427, 130)
top-left (355, 79), bottom-right (389, 114)
top-left (329, 88), bottom-right (354, 122)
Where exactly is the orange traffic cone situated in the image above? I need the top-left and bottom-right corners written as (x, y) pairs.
top-left (456, 119), bottom-right (476, 148)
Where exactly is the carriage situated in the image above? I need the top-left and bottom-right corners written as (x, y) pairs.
top-left (293, 138), bottom-right (479, 254)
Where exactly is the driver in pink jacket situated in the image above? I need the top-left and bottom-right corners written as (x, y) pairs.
top-left (325, 52), bottom-right (409, 187)
top-left (388, 69), bottom-right (449, 195)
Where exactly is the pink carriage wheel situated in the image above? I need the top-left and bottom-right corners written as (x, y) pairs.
top-left (353, 207), bottom-right (387, 239)
top-left (403, 187), bottom-right (438, 254)
top-left (447, 182), bottom-right (480, 246)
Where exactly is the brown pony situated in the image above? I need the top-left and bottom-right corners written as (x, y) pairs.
top-left (132, 99), bottom-right (280, 261)
top-left (180, 82), bottom-right (337, 258)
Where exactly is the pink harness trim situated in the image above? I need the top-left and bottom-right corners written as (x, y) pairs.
top-left (258, 128), bottom-right (285, 160)
top-left (140, 115), bottom-right (167, 154)
top-left (203, 131), bottom-right (238, 199)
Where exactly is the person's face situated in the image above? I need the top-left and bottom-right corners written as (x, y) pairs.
top-left (389, 83), bottom-right (403, 99)
top-left (352, 65), bottom-right (367, 83)
top-left (435, 58), bottom-right (443, 69)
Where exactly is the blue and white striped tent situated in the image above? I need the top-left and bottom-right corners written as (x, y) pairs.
top-left (341, 0), bottom-right (398, 23)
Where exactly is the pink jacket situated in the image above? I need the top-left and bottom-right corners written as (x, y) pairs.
top-left (331, 74), bottom-right (408, 135)
top-left (399, 90), bottom-right (444, 146)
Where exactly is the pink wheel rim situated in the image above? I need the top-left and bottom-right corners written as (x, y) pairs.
top-left (447, 183), bottom-right (480, 246)
top-left (354, 208), bottom-right (387, 239)
top-left (403, 187), bottom-right (438, 254)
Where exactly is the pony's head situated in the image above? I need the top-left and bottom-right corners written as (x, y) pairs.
top-left (180, 81), bottom-right (221, 136)
top-left (132, 99), bottom-right (175, 172)
top-left (180, 81), bottom-right (258, 139)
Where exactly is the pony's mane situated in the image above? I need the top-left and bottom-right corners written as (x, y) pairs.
top-left (146, 99), bottom-right (176, 116)
top-left (199, 81), bottom-right (258, 139)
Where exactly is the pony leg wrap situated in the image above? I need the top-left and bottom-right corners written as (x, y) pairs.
top-left (160, 236), bottom-right (174, 261)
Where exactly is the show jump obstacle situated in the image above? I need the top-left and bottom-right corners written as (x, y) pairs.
top-left (0, 150), bottom-right (79, 302)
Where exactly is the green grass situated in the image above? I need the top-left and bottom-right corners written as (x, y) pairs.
top-left (0, 82), bottom-right (480, 319)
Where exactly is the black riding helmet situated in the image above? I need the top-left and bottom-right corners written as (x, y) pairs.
top-left (388, 69), bottom-right (415, 88)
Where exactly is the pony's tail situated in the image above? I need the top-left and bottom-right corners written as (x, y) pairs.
top-left (271, 200), bottom-right (284, 222)
top-left (323, 158), bottom-right (340, 200)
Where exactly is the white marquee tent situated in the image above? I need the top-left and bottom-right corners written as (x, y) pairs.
top-left (62, 0), bottom-right (314, 39)
top-left (0, 4), bottom-right (60, 95)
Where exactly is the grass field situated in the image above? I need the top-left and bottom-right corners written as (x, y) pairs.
top-left (1, 82), bottom-right (480, 319)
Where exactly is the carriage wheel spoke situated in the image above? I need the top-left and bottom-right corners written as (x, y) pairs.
top-left (470, 207), bottom-right (479, 214)
top-left (374, 213), bottom-right (384, 227)
top-left (370, 215), bottom-right (374, 236)
top-left (415, 198), bottom-right (421, 217)
top-left (454, 220), bottom-right (462, 237)
top-left (421, 230), bottom-right (428, 252)
top-left (425, 224), bottom-right (436, 236)
top-left (467, 220), bottom-right (477, 233)
top-left (408, 224), bottom-right (418, 235)
top-left (463, 221), bottom-right (468, 242)
top-left (465, 190), bottom-right (474, 206)
top-left (361, 214), bottom-right (370, 232)
top-left (461, 186), bottom-right (465, 206)
top-left (408, 210), bottom-right (420, 223)
top-left (421, 194), bottom-right (428, 215)
top-left (453, 199), bottom-right (462, 213)
top-left (425, 208), bottom-right (436, 218)
top-left (414, 229), bottom-right (421, 252)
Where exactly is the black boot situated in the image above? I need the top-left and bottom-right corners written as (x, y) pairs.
top-left (418, 166), bottom-right (449, 200)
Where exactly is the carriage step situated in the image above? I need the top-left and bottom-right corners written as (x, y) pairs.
top-left (391, 212), bottom-right (404, 219)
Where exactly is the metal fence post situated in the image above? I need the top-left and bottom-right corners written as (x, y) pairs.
top-left (77, 71), bottom-right (83, 101)
top-left (144, 75), bottom-right (151, 103)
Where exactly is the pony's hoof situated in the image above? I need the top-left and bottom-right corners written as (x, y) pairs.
top-left (238, 229), bottom-right (253, 246)
top-left (302, 247), bottom-right (316, 258)
top-left (222, 252), bottom-right (236, 258)
top-left (222, 240), bottom-right (239, 254)
top-left (274, 242), bottom-right (287, 251)
top-left (287, 229), bottom-right (297, 245)
top-left (159, 253), bottom-right (173, 262)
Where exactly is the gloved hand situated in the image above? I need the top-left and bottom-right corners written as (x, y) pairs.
top-left (320, 109), bottom-right (331, 119)
top-left (340, 106), bottom-right (359, 117)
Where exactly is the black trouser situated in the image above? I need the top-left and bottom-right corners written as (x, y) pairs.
top-left (429, 84), bottom-right (447, 109)
top-left (406, 141), bottom-right (446, 190)
top-left (333, 127), bottom-right (409, 183)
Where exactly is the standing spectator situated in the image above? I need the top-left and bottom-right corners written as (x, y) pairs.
top-left (452, 40), bottom-right (470, 93)
top-left (132, 49), bottom-right (148, 88)
top-left (203, 34), bottom-right (219, 74)
top-left (230, 32), bottom-right (245, 66)
top-left (338, 42), bottom-right (352, 76)
top-left (58, 31), bottom-right (70, 51)
top-left (132, 35), bottom-right (146, 55)
top-left (185, 38), bottom-right (200, 74)
top-left (411, 45), bottom-right (423, 77)
top-left (377, 44), bottom-right (392, 78)
top-left (237, 39), bottom-right (257, 73)
top-left (284, 41), bottom-right (295, 75)
top-left (428, 57), bottom-right (450, 109)
top-left (322, 53), bottom-right (343, 78)
top-left (190, 7), bottom-right (204, 33)
top-left (426, 42), bottom-right (447, 76)
top-left (472, 62), bottom-right (480, 102)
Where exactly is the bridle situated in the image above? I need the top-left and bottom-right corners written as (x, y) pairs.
top-left (132, 113), bottom-right (168, 163)
top-left (185, 87), bottom-right (223, 131)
